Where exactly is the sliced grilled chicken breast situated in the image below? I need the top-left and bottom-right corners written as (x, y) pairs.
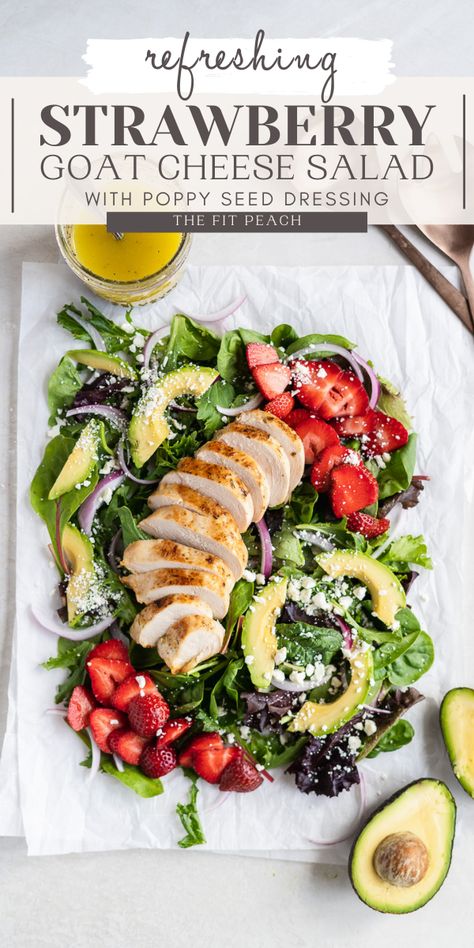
top-left (148, 481), bottom-right (231, 523)
top-left (196, 440), bottom-right (269, 523)
top-left (239, 409), bottom-right (305, 493)
top-left (158, 614), bottom-right (225, 674)
top-left (122, 567), bottom-right (230, 619)
top-left (161, 457), bottom-right (253, 531)
top-left (139, 505), bottom-right (247, 580)
top-left (130, 595), bottom-right (213, 648)
top-left (122, 538), bottom-right (234, 591)
top-left (214, 422), bottom-right (290, 506)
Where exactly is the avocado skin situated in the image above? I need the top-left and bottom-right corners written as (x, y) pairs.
top-left (348, 778), bottom-right (456, 914)
top-left (440, 687), bottom-right (474, 798)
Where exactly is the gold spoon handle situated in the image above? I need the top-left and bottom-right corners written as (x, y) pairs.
top-left (380, 225), bottom-right (474, 335)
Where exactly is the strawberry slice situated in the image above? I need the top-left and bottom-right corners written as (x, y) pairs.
top-left (87, 657), bottom-right (135, 705)
top-left (293, 416), bottom-right (340, 465)
top-left (111, 673), bottom-right (156, 712)
top-left (252, 362), bottom-right (291, 400)
top-left (264, 392), bottom-right (294, 419)
top-left (108, 728), bottom-right (150, 765)
top-left (246, 342), bottom-right (279, 369)
top-left (286, 408), bottom-right (311, 429)
top-left (87, 640), bottom-right (130, 663)
top-left (140, 743), bottom-right (177, 779)
top-left (156, 717), bottom-right (193, 747)
top-left (192, 746), bottom-right (241, 784)
top-left (178, 731), bottom-right (223, 768)
top-left (310, 445), bottom-right (361, 492)
top-left (89, 707), bottom-right (127, 753)
top-left (363, 411), bottom-right (409, 457)
top-left (219, 754), bottom-right (264, 792)
top-left (332, 410), bottom-right (376, 437)
top-left (291, 359), bottom-right (343, 413)
top-left (66, 685), bottom-right (96, 732)
top-left (329, 463), bottom-right (379, 518)
top-left (128, 693), bottom-right (170, 737)
top-left (317, 370), bottom-right (369, 420)
top-left (347, 511), bottom-right (390, 538)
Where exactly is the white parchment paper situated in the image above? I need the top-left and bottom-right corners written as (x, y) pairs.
top-left (1, 261), bottom-right (473, 857)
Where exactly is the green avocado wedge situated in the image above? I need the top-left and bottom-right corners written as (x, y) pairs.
top-left (61, 524), bottom-right (95, 623)
top-left (349, 779), bottom-right (456, 914)
top-left (289, 646), bottom-right (373, 736)
top-left (440, 687), bottom-right (474, 798)
top-left (241, 577), bottom-right (288, 690)
top-left (66, 348), bottom-right (137, 380)
top-left (317, 550), bottom-right (405, 627)
top-left (48, 419), bottom-right (100, 500)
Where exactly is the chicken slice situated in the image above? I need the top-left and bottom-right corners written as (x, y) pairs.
top-left (158, 614), bottom-right (225, 674)
top-left (214, 422), bottom-right (290, 506)
top-left (196, 440), bottom-right (270, 523)
top-left (130, 595), bottom-right (213, 648)
top-left (239, 409), bottom-right (305, 494)
top-left (121, 567), bottom-right (230, 619)
top-left (139, 505), bottom-right (247, 580)
top-left (122, 538), bottom-right (234, 592)
top-left (160, 457), bottom-right (253, 531)
top-left (148, 481), bottom-right (231, 523)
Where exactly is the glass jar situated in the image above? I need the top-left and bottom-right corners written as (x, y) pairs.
top-left (55, 224), bottom-right (192, 305)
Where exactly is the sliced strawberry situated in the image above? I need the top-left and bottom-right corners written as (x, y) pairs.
top-left (87, 640), bottom-right (130, 663)
top-left (108, 728), bottom-right (150, 765)
top-left (178, 731), bottom-right (224, 768)
top-left (246, 342), bottom-right (279, 369)
top-left (329, 463), bottom-right (379, 518)
top-left (286, 408), bottom-right (311, 429)
top-left (111, 673), bottom-right (156, 712)
top-left (332, 410), bottom-right (377, 437)
top-left (87, 657), bottom-right (135, 705)
top-left (89, 707), bottom-right (127, 753)
top-left (219, 754), bottom-right (264, 793)
top-left (128, 692), bottom-right (170, 737)
top-left (310, 445), bottom-right (362, 492)
top-left (347, 511), bottom-right (390, 538)
top-left (156, 717), bottom-right (193, 747)
top-left (291, 359), bottom-right (344, 413)
top-left (140, 743), bottom-right (177, 779)
top-left (294, 416), bottom-right (340, 465)
top-left (363, 411), bottom-right (409, 457)
top-left (252, 362), bottom-right (291, 400)
top-left (264, 392), bottom-right (294, 419)
top-left (192, 746), bottom-right (240, 784)
top-left (66, 685), bottom-right (96, 732)
top-left (318, 371), bottom-right (369, 420)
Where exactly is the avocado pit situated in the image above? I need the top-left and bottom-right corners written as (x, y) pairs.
top-left (373, 832), bottom-right (429, 887)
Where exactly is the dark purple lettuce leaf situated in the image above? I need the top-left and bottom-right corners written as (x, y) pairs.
top-left (400, 570), bottom-right (419, 594)
top-left (287, 716), bottom-right (364, 797)
top-left (359, 686), bottom-right (424, 759)
top-left (264, 508), bottom-right (284, 536)
top-left (241, 690), bottom-right (298, 736)
top-left (281, 602), bottom-right (342, 630)
top-left (378, 476), bottom-right (427, 517)
top-left (72, 374), bottom-right (133, 408)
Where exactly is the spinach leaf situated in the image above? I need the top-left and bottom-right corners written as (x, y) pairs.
top-left (272, 524), bottom-right (305, 567)
top-left (235, 729), bottom-right (308, 769)
top-left (380, 534), bottom-right (432, 572)
top-left (30, 435), bottom-right (98, 545)
top-left (42, 637), bottom-right (96, 704)
top-left (377, 378), bottom-right (413, 431)
top-left (287, 481), bottom-right (319, 525)
top-left (58, 299), bottom-right (144, 355)
top-left (176, 772), bottom-right (206, 848)
top-left (196, 379), bottom-right (235, 437)
top-left (209, 658), bottom-right (244, 718)
top-left (165, 315), bottom-right (220, 369)
top-left (376, 434), bottom-right (417, 500)
top-left (367, 719), bottom-right (415, 757)
top-left (373, 630), bottom-right (420, 681)
top-left (286, 332), bottom-right (355, 356)
top-left (117, 506), bottom-right (148, 546)
top-left (387, 631), bottom-right (434, 686)
top-left (217, 327), bottom-right (269, 382)
top-left (101, 759), bottom-right (164, 797)
top-left (276, 623), bottom-right (343, 667)
top-left (47, 357), bottom-right (83, 425)
top-left (270, 324), bottom-right (299, 350)
top-left (225, 578), bottom-right (255, 645)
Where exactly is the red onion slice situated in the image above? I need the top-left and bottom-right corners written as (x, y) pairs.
top-left (117, 440), bottom-right (160, 485)
top-left (66, 405), bottom-right (128, 430)
top-left (333, 615), bottom-right (354, 650)
top-left (78, 471), bottom-right (125, 535)
top-left (69, 314), bottom-right (105, 351)
top-left (255, 518), bottom-right (273, 579)
top-left (296, 528), bottom-right (335, 553)
top-left (308, 773), bottom-right (366, 847)
top-left (143, 326), bottom-right (170, 371)
top-left (216, 392), bottom-right (263, 416)
top-left (351, 352), bottom-right (381, 409)
top-left (86, 727), bottom-right (101, 780)
top-left (45, 707), bottom-right (67, 717)
top-left (107, 529), bottom-right (123, 573)
top-left (287, 343), bottom-right (364, 382)
top-left (188, 295), bottom-right (246, 324)
top-left (112, 753), bottom-right (125, 773)
top-left (169, 399), bottom-right (198, 413)
top-left (270, 675), bottom-right (327, 693)
top-left (31, 604), bottom-right (115, 640)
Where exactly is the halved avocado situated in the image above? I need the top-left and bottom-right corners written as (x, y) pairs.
top-left (289, 646), bottom-right (373, 735)
top-left (66, 348), bottom-right (137, 380)
top-left (129, 365), bottom-right (219, 467)
top-left (48, 420), bottom-right (100, 500)
top-left (440, 687), bottom-right (474, 798)
top-left (349, 779), bottom-right (456, 914)
top-left (317, 550), bottom-right (405, 627)
top-left (62, 524), bottom-right (95, 623)
top-left (241, 577), bottom-right (288, 690)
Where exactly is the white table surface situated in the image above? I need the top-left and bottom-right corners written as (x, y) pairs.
top-left (1, 2), bottom-right (473, 945)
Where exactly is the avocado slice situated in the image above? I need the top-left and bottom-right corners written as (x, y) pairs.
top-left (241, 577), bottom-right (288, 690)
top-left (129, 365), bottom-right (219, 467)
top-left (440, 687), bottom-right (474, 798)
top-left (48, 420), bottom-right (100, 500)
top-left (62, 524), bottom-right (95, 623)
top-left (67, 349), bottom-right (137, 380)
top-left (349, 779), bottom-right (456, 914)
top-left (289, 646), bottom-right (373, 735)
top-left (317, 550), bottom-right (405, 627)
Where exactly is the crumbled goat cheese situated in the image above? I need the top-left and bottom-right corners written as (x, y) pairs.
top-left (364, 719), bottom-right (377, 736)
top-left (272, 669), bottom-right (285, 683)
top-left (242, 569), bottom-right (256, 582)
top-left (348, 735), bottom-right (362, 754)
top-left (244, 655), bottom-right (254, 666)
top-left (274, 647), bottom-right (287, 666)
